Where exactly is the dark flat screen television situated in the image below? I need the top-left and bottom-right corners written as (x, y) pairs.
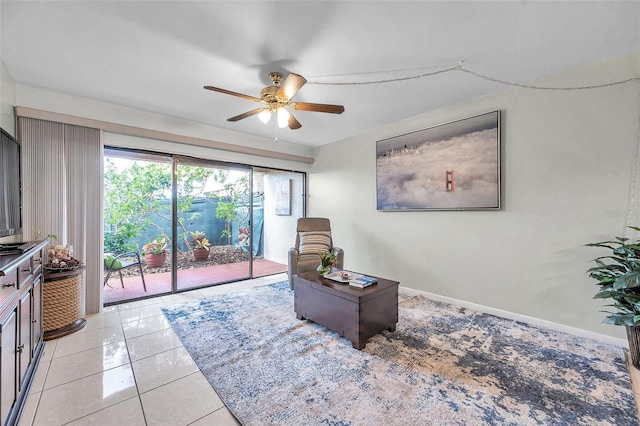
top-left (0, 127), bottom-right (22, 237)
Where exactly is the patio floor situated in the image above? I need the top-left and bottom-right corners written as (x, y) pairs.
top-left (104, 258), bottom-right (287, 304)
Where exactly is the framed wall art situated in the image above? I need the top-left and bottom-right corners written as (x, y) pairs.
top-left (376, 110), bottom-right (501, 211)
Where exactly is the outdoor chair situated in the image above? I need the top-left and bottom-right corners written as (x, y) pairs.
top-left (104, 252), bottom-right (147, 291)
top-left (288, 217), bottom-right (344, 289)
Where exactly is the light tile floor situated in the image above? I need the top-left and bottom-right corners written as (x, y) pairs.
top-left (19, 273), bottom-right (288, 426)
top-left (20, 273), bottom-right (640, 424)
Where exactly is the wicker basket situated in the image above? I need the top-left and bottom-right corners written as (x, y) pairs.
top-left (43, 269), bottom-right (83, 332)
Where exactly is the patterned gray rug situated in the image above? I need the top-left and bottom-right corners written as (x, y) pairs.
top-left (161, 282), bottom-right (637, 425)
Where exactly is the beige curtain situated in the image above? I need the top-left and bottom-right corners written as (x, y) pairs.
top-left (18, 117), bottom-right (103, 314)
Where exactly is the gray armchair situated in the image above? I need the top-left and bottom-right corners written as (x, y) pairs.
top-left (288, 217), bottom-right (344, 289)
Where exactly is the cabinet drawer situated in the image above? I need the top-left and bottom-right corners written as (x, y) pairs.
top-left (17, 259), bottom-right (33, 288)
top-left (32, 250), bottom-right (43, 275)
top-left (0, 270), bottom-right (18, 308)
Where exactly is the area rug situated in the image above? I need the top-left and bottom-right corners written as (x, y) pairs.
top-left (161, 282), bottom-right (637, 425)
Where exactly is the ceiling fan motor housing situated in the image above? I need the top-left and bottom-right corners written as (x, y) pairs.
top-left (260, 85), bottom-right (288, 111)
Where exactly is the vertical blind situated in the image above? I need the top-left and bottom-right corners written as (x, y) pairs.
top-left (18, 117), bottom-right (103, 314)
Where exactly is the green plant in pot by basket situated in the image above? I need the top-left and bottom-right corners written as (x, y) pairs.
top-left (317, 249), bottom-right (336, 276)
top-left (586, 226), bottom-right (640, 368)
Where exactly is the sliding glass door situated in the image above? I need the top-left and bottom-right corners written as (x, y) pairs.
top-left (103, 148), bottom-right (305, 305)
top-left (175, 159), bottom-right (252, 291)
top-left (103, 150), bottom-right (173, 303)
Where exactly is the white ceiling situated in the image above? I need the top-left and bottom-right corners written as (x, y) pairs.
top-left (1, 1), bottom-right (639, 148)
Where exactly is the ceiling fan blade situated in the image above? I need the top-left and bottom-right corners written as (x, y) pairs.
top-left (288, 112), bottom-right (302, 130)
top-left (277, 73), bottom-right (307, 100)
top-left (290, 102), bottom-right (345, 114)
top-left (227, 108), bottom-right (265, 122)
top-left (204, 86), bottom-right (261, 102)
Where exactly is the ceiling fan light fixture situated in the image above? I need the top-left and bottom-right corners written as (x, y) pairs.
top-left (205, 71), bottom-right (344, 132)
top-left (276, 108), bottom-right (290, 128)
top-left (257, 109), bottom-right (272, 124)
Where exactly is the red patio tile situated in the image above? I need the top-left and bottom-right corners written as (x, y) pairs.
top-left (104, 259), bottom-right (286, 304)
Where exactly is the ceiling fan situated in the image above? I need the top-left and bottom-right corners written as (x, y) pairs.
top-left (204, 72), bottom-right (344, 130)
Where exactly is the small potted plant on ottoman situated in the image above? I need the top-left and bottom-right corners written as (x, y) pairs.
top-left (317, 249), bottom-right (336, 276)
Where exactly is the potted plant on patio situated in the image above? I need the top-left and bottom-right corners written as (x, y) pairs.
top-left (586, 226), bottom-right (640, 368)
top-left (189, 231), bottom-right (211, 261)
top-left (142, 237), bottom-right (168, 268)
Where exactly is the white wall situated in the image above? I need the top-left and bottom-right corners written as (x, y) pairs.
top-left (0, 59), bottom-right (16, 136)
top-left (263, 171), bottom-right (305, 264)
top-left (310, 52), bottom-right (640, 339)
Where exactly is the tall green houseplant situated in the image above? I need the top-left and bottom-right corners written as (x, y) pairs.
top-left (586, 226), bottom-right (640, 368)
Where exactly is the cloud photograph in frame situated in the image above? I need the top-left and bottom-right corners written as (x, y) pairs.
top-left (376, 111), bottom-right (501, 211)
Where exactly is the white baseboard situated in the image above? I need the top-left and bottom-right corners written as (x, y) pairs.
top-left (399, 286), bottom-right (628, 348)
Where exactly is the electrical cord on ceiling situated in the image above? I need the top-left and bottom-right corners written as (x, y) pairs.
top-left (307, 62), bottom-right (640, 91)
top-left (457, 64), bottom-right (640, 91)
top-left (307, 65), bottom-right (460, 86)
